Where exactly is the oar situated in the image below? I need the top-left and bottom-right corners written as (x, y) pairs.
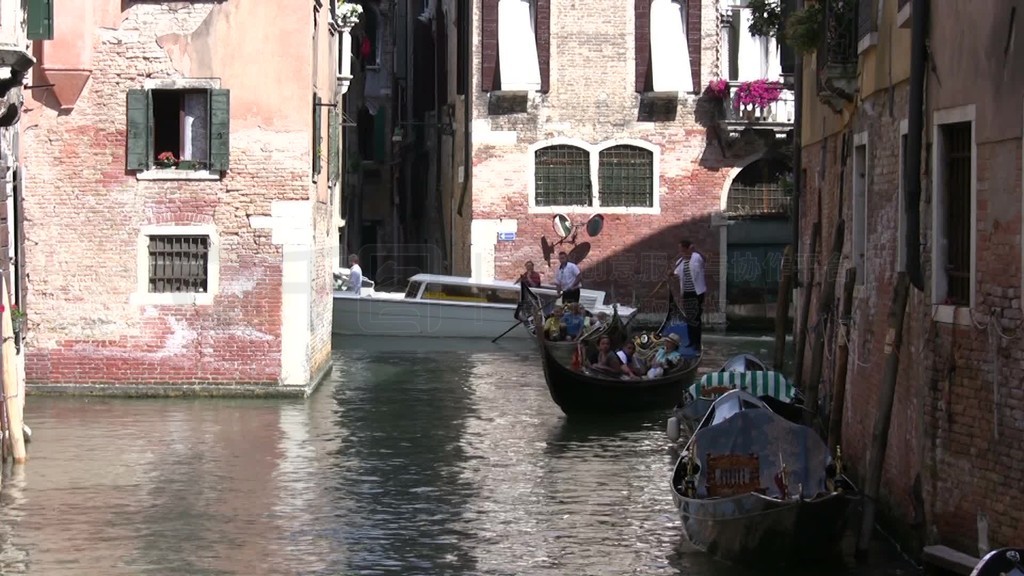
top-left (646, 279), bottom-right (667, 300)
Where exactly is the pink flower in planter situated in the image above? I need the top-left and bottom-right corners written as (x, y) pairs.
top-left (733, 79), bottom-right (784, 111)
top-left (705, 79), bottom-right (730, 99)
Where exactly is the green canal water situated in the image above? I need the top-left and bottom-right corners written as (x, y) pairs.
top-left (0, 334), bottom-right (916, 575)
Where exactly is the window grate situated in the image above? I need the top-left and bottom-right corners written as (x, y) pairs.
top-left (943, 122), bottom-right (972, 306)
top-left (534, 145), bottom-right (591, 207)
top-left (598, 145), bottom-right (654, 208)
top-left (726, 183), bottom-right (790, 216)
top-left (148, 235), bottom-right (210, 294)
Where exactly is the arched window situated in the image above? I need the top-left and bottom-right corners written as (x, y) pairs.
top-left (598, 145), bottom-right (654, 208)
top-left (534, 145), bottom-right (591, 207)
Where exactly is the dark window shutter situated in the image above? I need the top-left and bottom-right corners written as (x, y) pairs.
top-left (481, 0), bottom-right (499, 91)
top-left (209, 89), bottom-right (231, 172)
top-left (635, 0), bottom-right (650, 93)
top-left (456, 0), bottom-right (469, 95)
top-left (536, 0), bottom-right (551, 93)
top-left (26, 0), bottom-right (54, 41)
top-left (313, 94), bottom-right (322, 178)
top-left (125, 89), bottom-right (151, 171)
top-left (328, 107), bottom-right (340, 184)
top-left (687, 0), bottom-right (701, 94)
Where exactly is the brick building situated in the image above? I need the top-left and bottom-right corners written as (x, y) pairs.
top-left (798, 0), bottom-right (1024, 555)
top-left (466, 0), bottom-right (797, 321)
top-left (21, 0), bottom-right (344, 393)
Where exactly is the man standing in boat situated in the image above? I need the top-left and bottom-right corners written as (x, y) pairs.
top-left (554, 251), bottom-right (583, 304)
top-left (669, 240), bottom-right (706, 349)
top-left (348, 253), bottom-right (363, 296)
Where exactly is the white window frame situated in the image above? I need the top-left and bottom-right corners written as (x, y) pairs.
top-left (930, 104), bottom-right (976, 326)
top-left (897, 119), bottom-right (909, 273)
top-left (527, 137), bottom-right (661, 215)
top-left (131, 224), bottom-right (221, 306)
top-left (497, 0), bottom-right (541, 91)
top-left (852, 131), bottom-right (869, 288)
top-left (136, 78), bottom-right (223, 182)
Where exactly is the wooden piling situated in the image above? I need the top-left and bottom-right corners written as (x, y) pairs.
top-left (827, 267), bottom-right (857, 451)
top-left (804, 218), bottom-right (845, 431)
top-left (772, 245), bottom-right (794, 372)
top-left (792, 222), bottom-right (820, 390)
top-left (856, 272), bottom-right (911, 557)
top-left (1, 277), bottom-right (25, 464)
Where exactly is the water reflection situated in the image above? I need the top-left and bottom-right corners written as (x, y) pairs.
top-left (0, 334), bottom-right (910, 575)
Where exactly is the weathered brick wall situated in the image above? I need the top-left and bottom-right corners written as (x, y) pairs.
top-left (470, 0), bottom-right (752, 315)
top-left (22, 2), bottom-right (332, 387)
top-left (800, 81), bottom-right (1024, 551)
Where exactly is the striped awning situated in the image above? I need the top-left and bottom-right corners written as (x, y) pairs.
top-left (689, 371), bottom-right (796, 403)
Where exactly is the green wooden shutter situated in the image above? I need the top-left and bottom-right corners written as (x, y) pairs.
top-left (125, 89), bottom-right (151, 171)
top-left (26, 0), bottom-right (54, 41)
top-left (312, 94), bottom-right (322, 179)
top-left (209, 89), bottom-right (230, 172)
top-left (328, 106), bottom-right (340, 184)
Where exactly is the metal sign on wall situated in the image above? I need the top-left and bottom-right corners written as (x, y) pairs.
top-left (497, 232), bottom-right (516, 242)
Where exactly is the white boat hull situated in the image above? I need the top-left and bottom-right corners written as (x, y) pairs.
top-left (333, 294), bottom-right (532, 338)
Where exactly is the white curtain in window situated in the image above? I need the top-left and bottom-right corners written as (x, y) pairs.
top-left (650, 0), bottom-right (693, 93)
top-left (736, 8), bottom-right (762, 80)
top-left (183, 93), bottom-right (209, 163)
top-left (497, 0), bottom-right (541, 90)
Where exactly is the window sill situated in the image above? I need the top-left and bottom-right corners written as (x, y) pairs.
top-left (932, 304), bottom-right (971, 326)
top-left (130, 292), bottom-right (215, 306)
top-left (528, 205), bottom-right (660, 216)
top-left (857, 33), bottom-right (879, 55)
top-left (136, 169), bottom-right (222, 181)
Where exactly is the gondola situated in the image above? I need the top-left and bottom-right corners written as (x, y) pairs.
top-left (971, 548), bottom-right (1024, 576)
top-left (670, 389), bottom-right (859, 567)
top-left (526, 283), bottom-right (703, 416)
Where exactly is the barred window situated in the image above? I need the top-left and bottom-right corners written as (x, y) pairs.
top-left (148, 235), bottom-right (210, 293)
top-left (534, 145), bottom-right (591, 207)
top-left (598, 145), bottom-right (654, 207)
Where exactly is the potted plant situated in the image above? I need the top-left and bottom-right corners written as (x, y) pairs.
top-left (156, 151), bottom-right (178, 168)
top-left (783, 2), bottom-right (824, 54)
top-left (746, 0), bottom-right (785, 38)
top-left (705, 79), bottom-right (730, 100)
top-left (10, 305), bottom-right (25, 333)
top-left (337, 1), bottom-right (364, 27)
top-left (733, 79), bottom-right (784, 120)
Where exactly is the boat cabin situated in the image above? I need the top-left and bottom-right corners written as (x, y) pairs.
top-left (401, 274), bottom-right (605, 310)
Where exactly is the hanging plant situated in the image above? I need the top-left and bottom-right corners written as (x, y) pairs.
top-left (783, 3), bottom-right (824, 54)
top-left (336, 1), bottom-right (364, 27)
top-left (746, 0), bottom-right (785, 39)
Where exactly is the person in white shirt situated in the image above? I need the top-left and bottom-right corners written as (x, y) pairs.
top-left (669, 239), bottom-right (707, 349)
top-left (554, 251), bottom-right (583, 304)
top-left (348, 254), bottom-right (363, 296)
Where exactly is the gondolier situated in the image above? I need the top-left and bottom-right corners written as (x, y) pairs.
top-left (555, 251), bottom-right (583, 304)
top-left (670, 240), bottom-right (706, 350)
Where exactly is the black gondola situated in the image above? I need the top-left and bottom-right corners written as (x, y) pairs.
top-left (522, 282), bottom-right (703, 416)
top-left (971, 549), bottom-right (1024, 576)
top-left (670, 390), bottom-right (859, 567)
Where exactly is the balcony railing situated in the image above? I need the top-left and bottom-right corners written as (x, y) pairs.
top-left (817, 0), bottom-right (858, 105)
top-left (721, 80), bottom-right (795, 134)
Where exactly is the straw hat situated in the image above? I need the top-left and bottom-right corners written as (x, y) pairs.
top-left (666, 333), bottom-right (682, 347)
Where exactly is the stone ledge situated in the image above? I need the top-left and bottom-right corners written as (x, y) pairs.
top-left (26, 365), bottom-right (333, 399)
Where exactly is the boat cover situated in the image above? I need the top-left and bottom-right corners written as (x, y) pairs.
top-left (691, 408), bottom-right (831, 499)
top-left (690, 371), bottom-right (796, 402)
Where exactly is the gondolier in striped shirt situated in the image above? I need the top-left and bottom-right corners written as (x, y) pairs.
top-left (670, 239), bottom-right (707, 350)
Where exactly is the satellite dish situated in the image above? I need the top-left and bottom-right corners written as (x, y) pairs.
top-left (553, 214), bottom-right (573, 238)
top-left (568, 242), bottom-right (591, 265)
top-left (586, 214), bottom-right (604, 237)
top-left (540, 236), bottom-right (554, 264)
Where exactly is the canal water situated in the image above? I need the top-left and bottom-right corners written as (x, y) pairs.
top-left (0, 334), bottom-right (917, 575)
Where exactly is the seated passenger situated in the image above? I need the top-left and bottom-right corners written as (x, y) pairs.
top-left (543, 307), bottom-right (566, 340)
top-left (588, 335), bottom-right (623, 374)
top-left (615, 341), bottom-right (642, 379)
top-left (563, 303), bottom-right (586, 340)
top-left (645, 333), bottom-right (683, 379)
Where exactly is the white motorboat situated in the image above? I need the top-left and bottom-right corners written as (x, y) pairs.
top-left (333, 272), bottom-right (638, 338)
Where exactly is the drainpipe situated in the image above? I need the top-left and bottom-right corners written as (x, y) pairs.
top-left (456, 0), bottom-right (472, 220)
top-left (791, 0), bottom-right (803, 283)
top-left (904, 0), bottom-right (928, 291)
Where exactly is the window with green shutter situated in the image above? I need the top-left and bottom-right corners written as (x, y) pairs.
top-left (312, 94), bottom-right (322, 180)
top-left (328, 106), bottom-right (340, 185)
top-left (124, 87), bottom-right (230, 173)
top-left (27, 0), bottom-right (54, 41)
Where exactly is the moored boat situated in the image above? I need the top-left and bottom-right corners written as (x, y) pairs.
top-left (333, 273), bottom-right (636, 338)
top-left (670, 389), bottom-right (858, 567)
top-left (971, 548), bottom-right (1024, 576)
top-left (529, 284), bottom-right (702, 415)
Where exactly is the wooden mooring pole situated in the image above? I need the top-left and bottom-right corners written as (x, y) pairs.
top-left (792, 222), bottom-right (820, 390)
top-left (827, 267), bottom-right (857, 451)
top-left (1, 276), bottom-right (25, 464)
top-left (772, 245), bottom-right (794, 372)
top-left (856, 272), bottom-right (911, 557)
top-left (804, 218), bottom-right (844, 431)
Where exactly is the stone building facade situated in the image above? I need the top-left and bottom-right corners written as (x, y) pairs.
top-left (468, 0), bottom-right (795, 320)
top-left (799, 0), bottom-right (1024, 554)
top-left (21, 0), bottom-right (342, 393)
